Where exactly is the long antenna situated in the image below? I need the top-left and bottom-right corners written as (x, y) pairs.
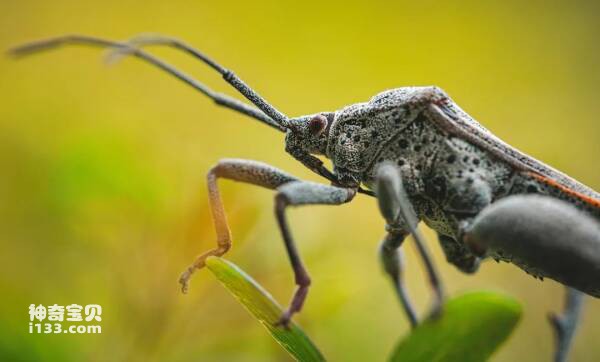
top-left (9, 34), bottom-right (288, 132)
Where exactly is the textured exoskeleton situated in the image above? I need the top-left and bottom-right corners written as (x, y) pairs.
top-left (300, 86), bottom-right (600, 279)
top-left (12, 34), bottom-right (600, 362)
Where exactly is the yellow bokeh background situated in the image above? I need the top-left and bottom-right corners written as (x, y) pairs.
top-left (1, 1), bottom-right (599, 361)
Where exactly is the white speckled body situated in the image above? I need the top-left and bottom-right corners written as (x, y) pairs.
top-left (322, 87), bottom-right (600, 272)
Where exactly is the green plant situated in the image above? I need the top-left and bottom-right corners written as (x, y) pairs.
top-left (206, 256), bottom-right (521, 362)
top-left (205, 257), bottom-right (325, 362)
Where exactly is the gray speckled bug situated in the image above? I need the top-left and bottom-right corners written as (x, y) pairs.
top-left (12, 33), bottom-right (600, 362)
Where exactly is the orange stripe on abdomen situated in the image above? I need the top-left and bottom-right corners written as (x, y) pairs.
top-left (527, 172), bottom-right (600, 209)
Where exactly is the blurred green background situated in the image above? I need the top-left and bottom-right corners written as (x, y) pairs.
top-left (1, 1), bottom-right (600, 361)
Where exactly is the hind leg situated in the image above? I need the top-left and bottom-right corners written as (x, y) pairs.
top-left (462, 194), bottom-right (600, 362)
top-left (549, 288), bottom-right (585, 362)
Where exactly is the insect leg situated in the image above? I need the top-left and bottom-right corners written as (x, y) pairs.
top-left (463, 194), bottom-right (600, 362)
top-left (178, 158), bottom-right (356, 327)
top-left (9, 35), bottom-right (286, 131)
top-left (379, 230), bottom-right (418, 327)
top-left (274, 181), bottom-right (356, 326)
top-left (463, 194), bottom-right (600, 296)
top-left (375, 162), bottom-right (445, 319)
top-left (549, 287), bottom-right (585, 362)
top-left (179, 158), bottom-right (299, 292)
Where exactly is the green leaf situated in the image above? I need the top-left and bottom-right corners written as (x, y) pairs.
top-left (205, 256), bottom-right (326, 362)
top-left (389, 291), bottom-right (522, 362)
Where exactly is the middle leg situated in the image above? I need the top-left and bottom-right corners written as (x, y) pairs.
top-left (379, 228), bottom-right (418, 327)
top-left (375, 162), bottom-right (445, 325)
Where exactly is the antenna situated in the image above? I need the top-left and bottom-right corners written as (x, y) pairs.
top-left (10, 34), bottom-right (289, 132)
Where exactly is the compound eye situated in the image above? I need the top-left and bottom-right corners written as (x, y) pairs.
top-left (308, 114), bottom-right (328, 136)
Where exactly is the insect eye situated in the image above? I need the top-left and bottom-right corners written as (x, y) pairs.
top-left (308, 115), bottom-right (328, 136)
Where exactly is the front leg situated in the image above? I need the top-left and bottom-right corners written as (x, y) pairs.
top-left (274, 181), bottom-right (356, 325)
top-left (179, 158), bottom-right (356, 327)
top-left (179, 158), bottom-right (298, 291)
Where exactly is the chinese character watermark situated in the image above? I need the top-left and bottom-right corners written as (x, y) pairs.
top-left (28, 304), bottom-right (102, 334)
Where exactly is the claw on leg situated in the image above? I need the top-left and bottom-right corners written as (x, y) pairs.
top-left (178, 245), bottom-right (230, 293)
top-left (275, 281), bottom-right (310, 329)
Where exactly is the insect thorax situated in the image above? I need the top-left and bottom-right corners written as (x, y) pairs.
top-left (328, 91), bottom-right (514, 238)
top-left (326, 87), bottom-right (437, 186)
top-left (327, 87), bottom-right (598, 232)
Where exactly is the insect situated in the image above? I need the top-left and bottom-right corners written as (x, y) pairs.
top-left (11, 34), bottom-right (600, 362)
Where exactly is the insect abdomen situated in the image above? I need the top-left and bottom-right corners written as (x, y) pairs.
top-left (509, 172), bottom-right (600, 220)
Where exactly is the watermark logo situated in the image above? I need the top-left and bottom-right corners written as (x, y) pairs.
top-left (29, 304), bottom-right (102, 334)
